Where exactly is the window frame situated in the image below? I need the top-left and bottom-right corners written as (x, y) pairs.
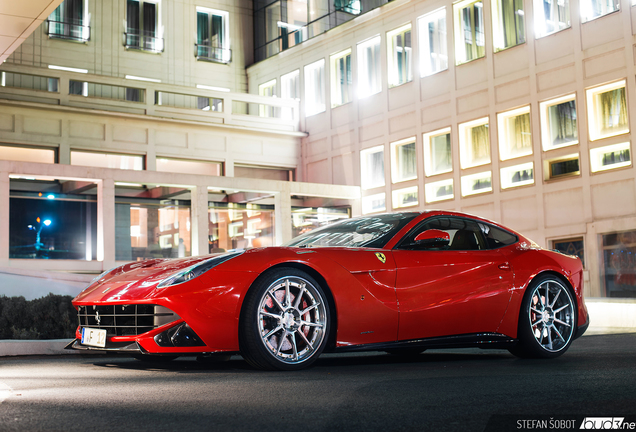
top-left (453, 0), bottom-right (486, 65)
top-left (330, 48), bottom-right (352, 108)
top-left (304, 59), bottom-right (326, 116)
top-left (392, 186), bottom-right (419, 209)
top-left (458, 117), bottom-right (491, 169)
top-left (360, 145), bottom-right (386, 190)
top-left (425, 178), bottom-right (454, 203)
top-left (540, 94), bottom-right (578, 151)
top-left (47, 0), bottom-right (90, 42)
top-left (362, 193), bottom-right (386, 214)
top-left (418, 8), bottom-right (449, 77)
top-left (590, 142), bottom-right (632, 173)
top-left (387, 24), bottom-right (413, 87)
top-left (491, 0), bottom-right (526, 52)
top-left (258, 79), bottom-right (277, 118)
top-left (461, 170), bottom-right (493, 196)
top-left (580, 0), bottom-right (620, 23)
top-left (586, 80), bottom-right (629, 141)
top-left (500, 161), bottom-right (534, 189)
top-left (125, 0), bottom-right (163, 53)
top-left (497, 105), bottom-right (533, 161)
top-left (390, 137), bottom-right (418, 184)
top-left (533, 0), bottom-right (571, 38)
top-left (424, 127), bottom-right (453, 177)
top-left (357, 35), bottom-right (382, 99)
top-left (195, 7), bottom-right (230, 63)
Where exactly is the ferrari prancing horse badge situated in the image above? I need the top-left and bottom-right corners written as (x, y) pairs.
top-left (375, 252), bottom-right (386, 264)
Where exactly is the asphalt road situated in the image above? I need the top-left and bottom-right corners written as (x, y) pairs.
top-left (0, 333), bottom-right (635, 432)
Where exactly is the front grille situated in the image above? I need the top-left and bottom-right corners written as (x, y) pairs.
top-left (77, 304), bottom-right (180, 336)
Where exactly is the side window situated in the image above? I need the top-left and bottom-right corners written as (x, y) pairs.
top-left (397, 217), bottom-right (487, 251)
top-left (477, 223), bottom-right (518, 249)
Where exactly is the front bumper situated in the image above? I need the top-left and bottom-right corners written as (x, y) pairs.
top-left (65, 339), bottom-right (144, 353)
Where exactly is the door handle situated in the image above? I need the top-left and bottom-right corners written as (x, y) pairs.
top-left (498, 262), bottom-right (511, 270)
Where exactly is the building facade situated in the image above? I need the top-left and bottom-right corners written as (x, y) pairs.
top-left (247, 0), bottom-right (636, 300)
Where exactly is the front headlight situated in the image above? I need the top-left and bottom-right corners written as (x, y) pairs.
top-left (157, 250), bottom-right (244, 288)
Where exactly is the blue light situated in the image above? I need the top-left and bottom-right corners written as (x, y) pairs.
top-left (43, 219), bottom-right (52, 226)
top-left (47, 194), bottom-right (55, 199)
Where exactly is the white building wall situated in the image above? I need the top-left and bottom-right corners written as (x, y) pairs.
top-left (247, 0), bottom-right (636, 298)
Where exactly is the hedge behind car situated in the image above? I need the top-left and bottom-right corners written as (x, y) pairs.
top-left (0, 294), bottom-right (76, 339)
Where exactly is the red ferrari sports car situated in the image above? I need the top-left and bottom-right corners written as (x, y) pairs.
top-left (69, 211), bottom-right (589, 370)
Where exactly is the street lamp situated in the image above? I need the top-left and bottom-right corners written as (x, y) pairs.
top-left (29, 218), bottom-right (52, 257)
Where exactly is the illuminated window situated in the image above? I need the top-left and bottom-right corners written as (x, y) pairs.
top-left (540, 95), bottom-right (577, 151)
top-left (501, 162), bottom-right (534, 189)
top-left (71, 151), bottom-right (144, 170)
top-left (387, 25), bottom-right (412, 87)
top-left (580, 0), bottom-right (619, 23)
top-left (304, 59), bottom-right (325, 116)
top-left (533, 0), bottom-right (570, 38)
top-left (492, 0), bottom-right (525, 51)
top-left (258, 79), bottom-right (276, 118)
top-left (418, 8), bottom-right (448, 77)
top-left (360, 145), bottom-right (385, 190)
top-left (156, 158), bottom-right (222, 176)
top-left (0, 145), bottom-right (55, 164)
top-left (125, 0), bottom-right (163, 53)
top-left (459, 117), bottom-right (490, 169)
top-left (196, 7), bottom-right (230, 63)
top-left (601, 230), bottom-right (636, 298)
top-left (461, 171), bottom-right (492, 196)
top-left (590, 142), bottom-right (631, 172)
top-left (281, 69), bottom-right (300, 120)
top-left (357, 36), bottom-right (381, 99)
top-left (393, 186), bottom-right (418, 208)
top-left (391, 138), bottom-right (417, 183)
top-left (587, 81), bottom-right (629, 141)
top-left (362, 193), bottom-right (386, 214)
top-left (453, 0), bottom-right (485, 64)
top-left (425, 179), bottom-right (454, 202)
top-left (48, 0), bottom-right (90, 42)
top-left (330, 49), bottom-right (352, 108)
top-left (497, 106), bottom-right (532, 161)
top-left (423, 127), bottom-right (452, 176)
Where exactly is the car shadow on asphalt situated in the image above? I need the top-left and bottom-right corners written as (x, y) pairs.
top-left (88, 349), bottom-right (516, 373)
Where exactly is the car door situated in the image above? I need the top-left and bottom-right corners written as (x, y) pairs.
top-left (392, 216), bottom-right (514, 341)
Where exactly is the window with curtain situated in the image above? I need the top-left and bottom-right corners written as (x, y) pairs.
top-left (304, 59), bottom-right (326, 116)
top-left (587, 81), bottom-right (629, 140)
top-left (418, 8), bottom-right (448, 77)
top-left (580, 0), bottom-right (620, 22)
top-left (459, 118), bottom-right (490, 168)
top-left (492, 0), bottom-right (525, 51)
top-left (391, 139), bottom-right (417, 183)
top-left (541, 96), bottom-right (577, 150)
top-left (330, 49), bottom-right (352, 108)
top-left (498, 107), bottom-right (533, 160)
top-left (423, 128), bottom-right (452, 176)
top-left (534, 0), bottom-right (570, 37)
top-left (360, 146), bottom-right (385, 190)
top-left (259, 80), bottom-right (277, 118)
top-left (357, 36), bottom-right (381, 99)
top-left (48, 0), bottom-right (88, 41)
top-left (387, 25), bottom-right (412, 87)
top-left (281, 70), bottom-right (300, 120)
top-left (126, 0), bottom-right (161, 52)
top-left (196, 8), bottom-right (229, 63)
top-left (453, 0), bottom-right (485, 64)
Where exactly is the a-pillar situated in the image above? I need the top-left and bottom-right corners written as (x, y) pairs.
top-left (274, 186), bottom-right (292, 246)
top-left (191, 184), bottom-right (209, 256)
top-left (97, 178), bottom-right (116, 270)
top-left (0, 171), bottom-right (9, 267)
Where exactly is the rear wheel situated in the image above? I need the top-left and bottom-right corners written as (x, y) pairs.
top-left (240, 268), bottom-right (330, 371)
top-left (509, 275), bottom-right (576, 359)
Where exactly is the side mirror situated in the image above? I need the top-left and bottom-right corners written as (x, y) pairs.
top-left (414, 229), bottom-right (450, 248)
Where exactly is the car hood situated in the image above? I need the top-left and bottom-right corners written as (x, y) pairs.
top-left (74, 255), bottom-right (218, 303)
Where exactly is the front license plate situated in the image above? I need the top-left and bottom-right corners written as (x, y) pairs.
top-left (81, 328), bottom-right (107, 348)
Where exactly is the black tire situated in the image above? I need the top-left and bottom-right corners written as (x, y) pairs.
top-left (509, 274), bottom-right (577, 359)
top-left (240, 267), bottom-right (331, 371)
top-left (385, 348), bottom-right (426, 357)
top-left (132, 354), bottom-right (178, 362)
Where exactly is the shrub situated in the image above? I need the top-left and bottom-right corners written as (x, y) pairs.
top-left (0, 294), bottom-right (77, 339)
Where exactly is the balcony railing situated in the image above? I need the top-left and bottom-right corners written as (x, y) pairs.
top-left (124, 32), bottom-right (164, 53)
top-left (46, 19), bottom-right (90, 42)
top-left (195, 44), bottom-right (232, 64)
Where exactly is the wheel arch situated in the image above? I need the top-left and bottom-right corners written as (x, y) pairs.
top-left (237, 261), bottom-right (339, 353)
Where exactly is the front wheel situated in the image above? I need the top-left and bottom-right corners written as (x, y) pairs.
top-left (240, 268), bottom-right (330, 371)
top-left (509, 275), bottom-right (576, 359)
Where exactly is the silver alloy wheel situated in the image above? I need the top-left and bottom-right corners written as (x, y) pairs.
top-left (528, 279), bottom-right (575, 352)
top-left (257, 276), bottom-right (327, 364)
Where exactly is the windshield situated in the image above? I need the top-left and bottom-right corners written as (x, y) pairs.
top-left (284, 213), bottom-right (420, 249)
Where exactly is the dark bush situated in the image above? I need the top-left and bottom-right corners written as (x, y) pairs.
top-left (0, 294), bottom-right (77, 339)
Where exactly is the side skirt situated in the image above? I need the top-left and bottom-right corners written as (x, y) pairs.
top-left (332, 333), bottom-right (517, 353)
